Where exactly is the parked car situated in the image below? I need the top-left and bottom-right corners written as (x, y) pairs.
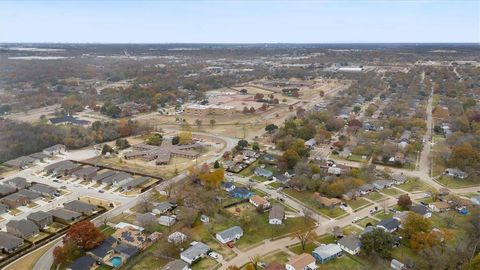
top-left (208, 251), bottom-right (220, 259)
top-left (98, 190), bottom-right (105, 193)
top-left (226, 242), bottom-right (234, 248)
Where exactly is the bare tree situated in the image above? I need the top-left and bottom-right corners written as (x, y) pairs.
top-left (293, 228), bottom-right (315, 252)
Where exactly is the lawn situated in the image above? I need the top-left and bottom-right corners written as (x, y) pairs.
top-left (110, 213), bottom-right (137, 224)
top-left (346, 198), bottom-right (372, 211)
top-left (268, 181), bottom-right (283, 189)
top-left (101, 226), bottom-right (116, 236)
top-left (44, 222), bottom-right (67, 233)
top-left (381, 187), bottom-right (405, 196)
top-left (342, 225), bottom-right (363, 236)
top-left (239, 160), bottom-right (260, 177)
top-left (396, 178), bottom-right (432, 193)
top-left (10, 208), bottom-right (23, 215)
top-left (316, 255), bottom-right (365, 270)
top-left (373, 211), bottom-right (394, 220)
top-left (316, 234), bottom-right (336, 244)
top-left (289, 242), bottom-right (317, 254)
top-left (436, 176), bottom-right (480, 189)
top-left (347, 154), bottom-right (367, 163)
top-left (365, 192), bottom-right (387, 202)
top-left (261, 251), bottom-right (290, 264)
top-left (357, 217), bottom-right (378, 228)
top-left (283, 189), bottom-right (346, 218)
top-left (192, 258), bottom-right (218, 270)
top-left (28, 202), bottom-right (39, 208)
top-left (27, 231), bottom-right (50, 244)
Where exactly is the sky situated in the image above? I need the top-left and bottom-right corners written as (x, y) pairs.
top-left (0, 0), bottom-right (479, 43)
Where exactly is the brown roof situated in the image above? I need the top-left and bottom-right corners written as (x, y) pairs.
top-left (432, 106), bottom-right (449, 120)
top-left (314, 193), bottom-right (341, 207)
top-left (433, 201), bottom-right (450, 210)
top-left (250, 195), bottom-right (269, 206)
top-left (438, 188), bottom-right (450, 196)
top-left (287, 253), bottom-right (315, 269)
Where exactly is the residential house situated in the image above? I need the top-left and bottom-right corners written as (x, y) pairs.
top-left (0, 231), bottom-right (24, 254)
top-left (72, 166), bottom-right (98, 181)
top-left (43, 144), bottom-right (66, 156)
top-left (399, 130), bottom-right (411, 143)
top-left (221, 182), bottom-right (236, 192)
top-left (390, 259), bottom-right (406, 270)
top-left (284, 170), bottom-right (295, 178)
top-left (64, 200), bottom-right (98, 215)
top-left (286, 253), bottom-right (317, 270)
top-left (0, 184), bottom-right (17, 197)
top-left (161, 260), bottom-right (189, 270)
top-left (17, 189), bottom-right (42, 201)
top-left (273, 173), bottom-right (289, 183)
top-left (432, 106), bottom-right (449, 121)
top-left (314, 193), bottom-right (341, 209)
top-left (29, 183), bottom-right (58, 197)
top-left (111, 172), bottom-right (134, 187)
top-left (200, 215), bottom-right (210, 223)
top-left (135, 213), bottom-right (157, 227)
top-left (3, 156), bottom-right (36, 169)
top-left (327, 166), bottom-right (343, 176)
top-left (114, 242), bottom-right (139, 259)
top-left (410, 205), bottom-right (432, 218)
top-left (114, 222), bottom-right (144, 231)
top-left (68, 256), bottom-right (95, 270)
top-left (51, 161), bottom-right (81, 176)
top-left (359, 184), bottom-right (374, 195)
top-left (180, 242), bottom-right (210, 264)
top-left (429, 201), bottom-right (451, 213)
top-left (158, 216), bottom-right (176, 227)
top-left (444, 168), bottom-right (468, 179)
top-left (27, 211), bottom-right (53, 228)
top-left (373, 180), bottom-right (393, 190)
top-left (43, 160), bottom-right (73, 174)
top-left (152, 201), bottom-right (174, 215)
top-left (122, 177), bottom-right (150, 190)
top-left (88, 236), bottom-right (117, 262)
top-left (112, 226), bottom-right (147, 249)
top-left (49, 208), bottom-right (82, 224)
top-left (168, 231), bottom-right (187, 244)
top-left (263, 154), bottom-right (277, 164)
top-left (249, 195), bottom-right (270, 209)
top-left (229, 187), bottom-right (252, 199)
top-left (254, 167), bottom-right (273, 179)
top-left (391, 174), bottom-right (407, 185)
top-left (339, 149), bottom-right (352, 159)
top-left (376, 218), bottom-right (401, 232)
top-left (5, 177), bottom-right (31, 190)
top-left (49, 115), bottom-right (90, 126)
top-left (1, 193), bottom-right (30, 208)
top-left (6, 219), bottom-right (39, 239)
top-left (92, 170), bottom-right (116, 182)
top-left (269, 204), bottom-right (285, 225)
top-left (28, 152), bottom-right (49, 162)
top-left (312, 244), bottom-right (342, 264)
top-left (337, 235), bottom-right (361, 255)
top-left (216, 226), bottom-right (243, 244)
top-left (305, 138), bottom-right (317, 148)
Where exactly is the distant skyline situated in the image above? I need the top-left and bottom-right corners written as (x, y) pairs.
top-left (1, 1), bottom-right (479, 43)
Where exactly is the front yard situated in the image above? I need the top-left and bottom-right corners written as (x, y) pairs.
top-left (283, 189), bottom-right (346, 218)
top-left (364, 192), bottom-right (387, 202)
top-left (346, 198), bottom-right (372, 211)
top-left (396, 178), bottom-right (432, 193)
top-left (436, 176), bottom-right (480, 189)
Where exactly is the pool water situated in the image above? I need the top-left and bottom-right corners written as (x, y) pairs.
top-left (111, 256), bottom-right (122, 267)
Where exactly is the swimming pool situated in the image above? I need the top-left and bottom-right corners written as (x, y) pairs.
top-left (111, 256), bottom-right (122, 267)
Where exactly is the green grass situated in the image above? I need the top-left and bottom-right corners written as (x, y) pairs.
top-left (357, 217), bottom-right (378, 228)
top-left (342, 225), bottom-right (363, 236)
top-left (27, 232), bottom-right (50, 243)
top-left (347, 154), bottom-right (367, 162)
top-left (283, 189), bottom-right (346, 218)
top-left (317, 207), bottom-right (347, 219)
top-left (44, 222), bottom-right (67, 233)
top-left (316, 234), bottom-right (336, 244)
top-left (317, 255), bottom-right (365, 270)
top-left (381, 188), bottom-right (405, 196)
top-left (96, 265), bottom-right (114, 270)
top-left (239, 160), bottom-right (260, 177)
top-left (261, 251), bottom-right (290, 264)
top-left (373, 211), bottom-right (394, 220)
top-left (396, 178), bottom-right (432, 193)
top-left (346, 198), bottom-right (372, 211)
top-left (101, 226), bottom-right (116, 236)
top-left (365, 192), bottom-right (387, 201)
top-left (268, 182), bottom-right (283, 189)
top-left (436, 176), bottom-right (480, 189)
top-left (289, 241), bottom-right (317, 254)
top-left (192, 258), bottom-right (218, 270)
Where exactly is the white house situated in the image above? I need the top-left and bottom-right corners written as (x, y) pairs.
top-left (180, 242), bottom-right (209, 264)
top-left (43, 144), bottom-right (66, 156)
top-left (215, 226), bottom-right (243, 244)
top-left (158, 216), bottom-right (176, 227)
top-left (286, 253), bottom-right (317, 270)
top-left (269, 204), bottom-right (285, 225)
top-left (168, 231), bottom-right (187, 244)
top-left (337, 235), bottom-right (361, 255)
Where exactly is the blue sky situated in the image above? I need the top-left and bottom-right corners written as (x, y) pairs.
top-left (0, 0), bottom-right (478, 43)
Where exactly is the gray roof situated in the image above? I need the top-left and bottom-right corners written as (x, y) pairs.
top-left (313, 243), bottom-right (342, 259)
top-left (153, 201), bottom-right (173, 213)
top-left (101, 172), bottom-right (131, 185)
top-left (5, 177), bottom-right (30, 189)
top-left (162, 260), bottom-right (189, 270)
top-left (69, 256), bottom-right (94, 270)
top-left (17, 189), bottom-right (42, 200)
top-left (1, 192), bottom-right (28, 202)
top-left (216, 226), bottom-right (243, 240)
top-left (114, 242), bottom-right (139, 257)
top-left (359, 184), bottom-right (374, 192)
top-left (180, 242), bottom-right (209, 261)
top-left (43, 144), bottom-right (65, 152)
top-left (6, 219), bottom-right (39, 236)
top-left (269, 204), bottom-right (285, 220)
top-left (27, 211), bottom-right (52, 222)
top-left (44, 160), bottom-right (75, 172)
top-left (72, 166), bottom-right (98, 178)
top-left (254, 167), bottom-right (273, 177)
top-left (122, 176), bottom-right (150, 188)
top-left (29, 183), bottom-right (57, 195)
top-left (0, 204), bottom-right (8, 214)
top-left (4, 156), bottom-right (36, 167)
top-left (0, 184), bottom-right (17, 195)
top-left (377, 218), bottom-right (400, 231)
top-left (0, 231), bottom-right (23, 250)
top-left (29, 152), bottom-right (49, 160)
top-left (410, 204), bottom-right (430, 215)
top-left (337, 235), bottom-right (361, 251)
top-left (64, 200), bottom-right (98, 213)
top-left (89, 236), bottom-right (116, 258)
top-left (49, 208), bottom-right (82, 221)
top-left (92, 170), bottom-right (116, 181)
top-left (391, 173), bottom-right (407, 183)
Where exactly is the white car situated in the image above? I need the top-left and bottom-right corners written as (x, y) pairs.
top-left (352, 217), bottom-right (361, 223)
top-left (208, 251), bottom-right (220, 259)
